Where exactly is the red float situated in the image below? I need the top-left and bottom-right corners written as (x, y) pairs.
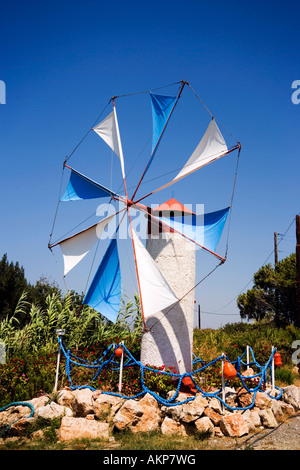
top-left (115, 346), bottom-right (123, 357)
top-left (274, 352), bottom-right (282, 367)
top-left (223, 361), bottom-right (237, 380)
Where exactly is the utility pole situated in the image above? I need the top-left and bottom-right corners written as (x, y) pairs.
top-left (274, 232), bottom-right (278, 265)
top-left (274, 232), bottom-right (279, 326)
top-left (296, 215), bottom-right (300, 327)
top-left (198, 304), bottom-right (201, 329)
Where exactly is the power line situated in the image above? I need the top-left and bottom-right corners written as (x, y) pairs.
top-left (201, 310), bottom-right (241, 316)
top-left (211, 215), bottom-right (297, 313)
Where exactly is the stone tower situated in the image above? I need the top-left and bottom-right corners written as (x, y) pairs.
top-left (140, 198), bottom-right (196, 375)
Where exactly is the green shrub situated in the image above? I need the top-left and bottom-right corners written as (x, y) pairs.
top-left (1, 305), bottom-right (300, 406)
top-left (275, 367), bottom-right (295, 385)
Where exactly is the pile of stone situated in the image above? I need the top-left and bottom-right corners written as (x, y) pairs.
top-left (1, 382), bottom-right (299, 443)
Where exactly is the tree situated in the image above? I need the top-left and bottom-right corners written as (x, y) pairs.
top-left (237, 253), bottom-right (297, 325)
top-left (0, 254), bottom-right (63, 325)
top-left (27, 276), bottom-right (62, 312)
top-left (0, 254), bottom-right (29, 321)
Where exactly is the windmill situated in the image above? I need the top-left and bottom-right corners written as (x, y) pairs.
top-left (48, 80), bottom-right (241, 372)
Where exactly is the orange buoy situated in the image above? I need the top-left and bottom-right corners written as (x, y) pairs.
top-left (115, 346), bottom-right (123, 357)
top-left (274, 352), bottom-right (282, 367)
top-left (223, 361), bottom-right (237, 380)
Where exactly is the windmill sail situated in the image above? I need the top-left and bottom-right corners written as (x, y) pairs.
top-left (93, 107), bottom-right (125, 179)
top-left (157, 207), bottom-right (230, 255)
top-left (57, 213), bottom-right (117, 276)
top-left (83, 237), bottom-right (121, 323)
top-left (131, 89), bottom-right (183, 201)
top-left (174, 118), bottom-right (228, 181)
top-left (131, 229), bottom-right (178, 318)
top-left (149, 93), bottom-right (176, 166)
top-left (151, 118), bottom-right (229, 194)
top-left (61, 167), bottom-right (118, 201)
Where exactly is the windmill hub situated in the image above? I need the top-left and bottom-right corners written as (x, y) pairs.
top-left (126, 199), bottom-right (135, 208)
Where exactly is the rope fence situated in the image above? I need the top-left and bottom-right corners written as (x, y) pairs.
top-left (57, 336), bottom-right (282, 411)
top-left (0, 338), bottom-right (283, 435)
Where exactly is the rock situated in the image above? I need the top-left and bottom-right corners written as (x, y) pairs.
top-left (242, 410), bottom-right (256, 432)
top-left (113, 399), bottom-right (141, 431)
top-left (259, 409), bottom-right (278, 428)
top-left (73, 388), bottom-right (94, 417)
top-left (194, 416), bottom-right (215, 435)
top-left (8, 417), bottom-right (35, 436)
top-left (204, 407), bottom-right (222, 426)
top-left (162, 403), bottom-right (183, 421)
top-left (86, 414), bottom-right (95, 420)
top-left (0, 408), bottom-right (24, 429)
top-left (292, 366), bottom-right (300, 376)
top-left (35, 402), bottom-right (73, 421)
top-left (94, 394), bottom-right (125, 421)
top-left (250, 409), bottom-right (261, 427)
top-left (2, 381), bottom-right (299, 441)
top-left (92, 390), bottom-right (102, 400)
top-left (223, 387), bottom-right (238, 408)
top-left (161, 416), bottom-right (189, 436)
top-left (280, 402), bottom-right (296, 417)
top-left (57, 390), bottom-right (76, 410)
top-left (237, 387), bottom-right (255, 408)
top-left (282, 385), bottom-right (300, 410)
top-left (0, 396), bottom-right (48, 428)
top-left (30, 429), bottom-right (49, 440)
top-left (113, 393), bottom-right (161, 433)
top-left (140, 392), bottom-right (161, 410)
top-left (271, 400), bottom-right (283, 418)
top-left (180, 395), bottom-right (208, 422)
top-left (163, 395), bottom-right (208, 423)
top-left (265, 386), bottom-right (281, 398)
top-left (241, 368), bottom-right (255, 378)
top-left (1, 436), bottom-right (23, 445)
top-left (208, 397), bottom-right (223, 414)
top-left (254, 391), bottom-right (272, 409)
top-left (214, 426), bottom-right (224, 437)
top-left (166, 391), bottom-right (194, 403)
top-left (27, 395), bottom-right (49, 409)
top-left (220, 413), bottom-right (249, 437)
top-left (59, 416), bottom-right (110, 441)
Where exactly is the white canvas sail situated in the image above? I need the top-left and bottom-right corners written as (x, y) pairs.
top-left (59, 213), bottom-right (116, 276)
top-left (152, 118), bottom-right (228, 194)
top-left (93, 108), bottom-right (125, 179)
top-left (174, 118), bottom-right (228, 182)
top-left (131, 229), bottom-right (178, 318)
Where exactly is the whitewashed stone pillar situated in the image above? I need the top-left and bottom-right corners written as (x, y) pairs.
top-left (140, 222), bottom-right (195, 375)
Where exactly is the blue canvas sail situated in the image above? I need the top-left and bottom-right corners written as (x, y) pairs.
top-left (147, 93), bottom-right (177, 171)
top-left (157, 207), bottom-right (230, 255)
top-left (61, 168), bottom-right (118, 201)
top-left (83, 237), bottom-right (121, 323)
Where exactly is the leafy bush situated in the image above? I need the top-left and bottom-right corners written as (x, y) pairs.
top-left (0, 291), bottom-right (142, 406)
top-left (1, 288), bottom-right (300, 407)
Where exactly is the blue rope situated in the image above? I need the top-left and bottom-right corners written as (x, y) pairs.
top-left (0, 402), bottom-right (35, 436)
top-left (58, 339), bottom-right (282, 410)
top-left (0, 343), bottom-right (282, 436)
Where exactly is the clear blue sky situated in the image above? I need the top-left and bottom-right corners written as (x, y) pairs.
top-left (1, 0), bottom-right (299, 328)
